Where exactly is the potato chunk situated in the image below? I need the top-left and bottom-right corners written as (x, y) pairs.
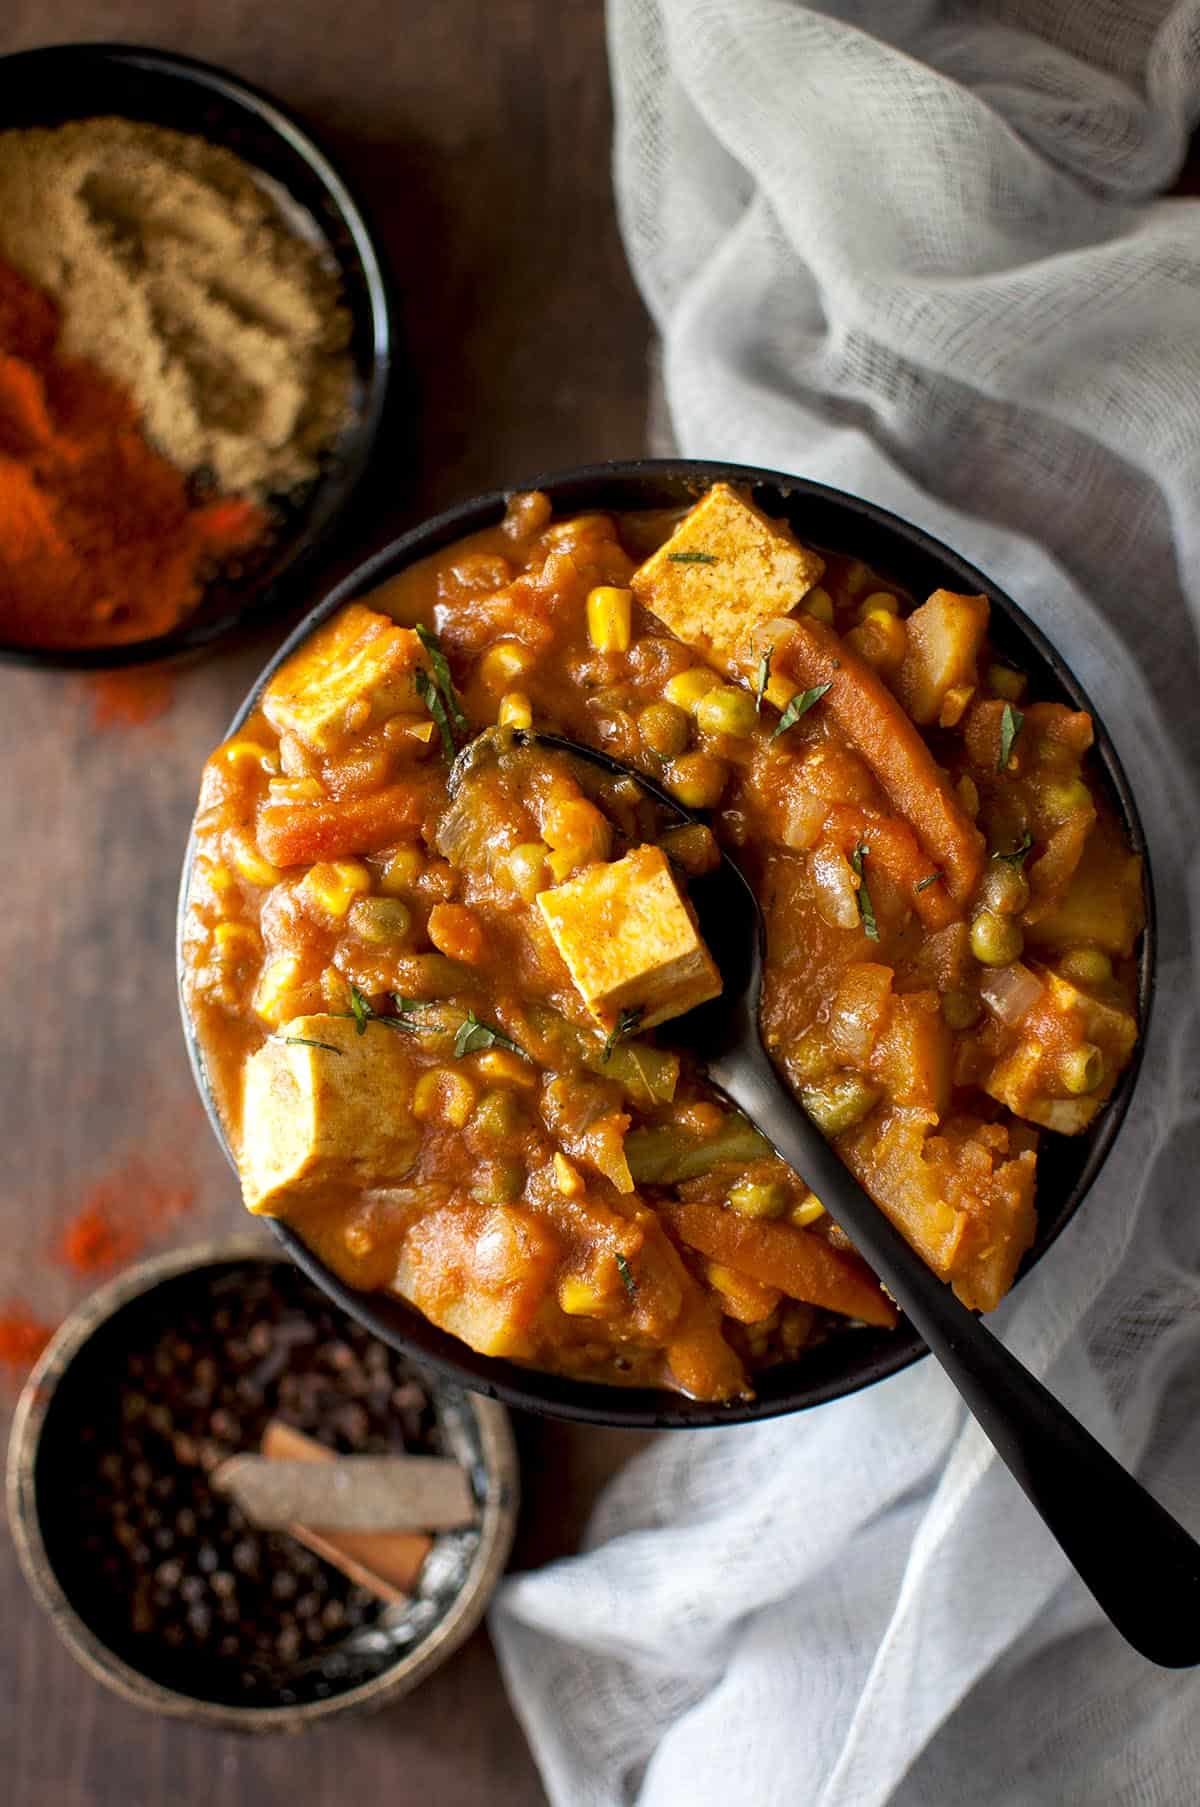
top-left (894, 590), bottom-right (989, 726)
top-left (537, 844), bottom-right (722, 1030)
top-left (982, 971), bottom-right (1137, 1132)
top-left (240, 1013), bottom-right (421, 1215)
top-left (262, 603), bottom-right (426, 754)
top-left (631, 484), bottom-right (824, 701)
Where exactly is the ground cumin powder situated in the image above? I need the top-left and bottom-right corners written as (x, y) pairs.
top-left (0, 117), bottom-right (354, 497)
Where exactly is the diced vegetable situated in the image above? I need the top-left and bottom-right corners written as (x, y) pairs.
top-left (894, 590), bottom-right (989, 726)
top-left (662, 1202), bottom-right (897, 1328)
top-left (257, 784), bottom-right (425, 866)
top-left (626, 1114), bottom-right (773, 1185)
top-left (800, 1073), bottom-right (881, 1137)
top-left (757, 616), bottom-right (985, 903)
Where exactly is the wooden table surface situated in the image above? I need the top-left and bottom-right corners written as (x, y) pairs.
top-left (0, 5), bottom-right (654, 1802)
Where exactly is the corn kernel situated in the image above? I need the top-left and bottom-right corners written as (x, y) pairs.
top-left (199, 860), bottom-right (239, 899)
top-left (474, 1048), bottom-right (537, 1089)
top-left (939, 684), bottom-right (975, 727)
top-left (790, 1191), bottom-right (826, 1228)
top-left (558, 1274), bottom-right (606, 1316)
top-left (586, 585), bottom-right (633, 653)
top-left (298, 860), bottom-right (372, 919)
top-left (987, 663), bottom-right (1027, 702)
top-left (343, 1221), bottom-right (376, 1257)
top-left (215, 738), bottom-right (278, 773)
top-left (268, 775), bottom-right (325, 805)
top-left (229, 830), bottom-right (283, 888)
top-left (480, 640), bottom-right (535, 690)
top-left (498, 690), bottom-right (533, 729)
top-left (664, 666), bottom-right (723, 711)
top-left (413, 1066), bottom-right (478, 1128)
top-left (382, 714), bottom-right (437, 748)
top-left (379, 846), bottom-right (425, 894)
top-left (213, 920), bottom-right (261, 958)
top-left (801, 586), bottom-right (835, 624)
top-left (957, 774), bottom-right (980, 818)
top-left (554, 1152), bottom-right (585, 1197)
top-left (847, 612), bottom-right (907, 672)
top-left (859, 591), bottom-right (899, 619)
top-left (705, 1261), bottom-right (780, 1323)
top-left (253, 954), bottom-right (305, 1026)
top-left (505, 841), bottom-right (550, 901)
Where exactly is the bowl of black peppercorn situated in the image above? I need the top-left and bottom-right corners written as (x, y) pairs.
top-left (6, 1239), bottom-right (517, 1730)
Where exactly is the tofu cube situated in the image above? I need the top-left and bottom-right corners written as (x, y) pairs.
top-left (262, 603), bottom-right (427, 754)
top-left (536, 845), bottom-right (722, 1030)
top-left (239, 1013), bottom-right (421, 1215)
top-left (630, 484), bottom-right (825, 703)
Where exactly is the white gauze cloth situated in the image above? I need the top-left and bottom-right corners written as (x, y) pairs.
top-left (491, 5), bottom-right (1200, 1802)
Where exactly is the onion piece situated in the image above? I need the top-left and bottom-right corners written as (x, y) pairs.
top-left (811, 841), bottom-right (861, 930)
top-left (781, 785), bottom-right (829, 851)
top-left (979, 961), bottom-right (1044, 1027)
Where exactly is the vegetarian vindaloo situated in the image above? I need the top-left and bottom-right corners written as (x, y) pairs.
top-left (183, 484), bottom-right (1143, 1401)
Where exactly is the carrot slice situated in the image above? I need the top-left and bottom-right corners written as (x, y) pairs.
top-left (764, 617), bottom-right (985, 905)
top-left (662, 1201), bottom-right (898, 1329)
top-left (257, 784), bottom-right (425, 866)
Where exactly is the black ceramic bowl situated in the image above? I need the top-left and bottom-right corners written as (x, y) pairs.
top-left (178, 459), bottom-right (1155, 1429)
top-left (0, 42), bottom-right (393, 670)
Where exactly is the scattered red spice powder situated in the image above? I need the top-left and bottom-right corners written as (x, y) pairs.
top-left (0, 1301), bottom-right (54, 1372)
top-left (78, 666), bottom-right (176, 731)
top-left (56, 1157), bottom-right (194, 1277)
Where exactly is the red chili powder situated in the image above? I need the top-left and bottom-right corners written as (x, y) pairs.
top-left (0, 1301), bottom-right (54, 1370)
top-left (56, 1158), bottom-right (194, 1277)
top-left (79, 666), bottom-right (176, 731)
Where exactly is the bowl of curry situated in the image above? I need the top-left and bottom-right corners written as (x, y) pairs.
top-left (178, 462), bottom-right (1153, 1427)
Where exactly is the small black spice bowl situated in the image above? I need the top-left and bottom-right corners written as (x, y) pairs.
top-left (6, 1240), bottom-right (517, 1731)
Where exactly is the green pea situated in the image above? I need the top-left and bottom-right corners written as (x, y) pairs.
top-left (348, 897), bottom-right (413, 944)
top-left (693, 685), bottom-right (758, 740)
top-left (980, 862), bottom-right (1030, 917)
top-left (970, 909), bottom-right (1024, 967)
top-left (800, 1073), bottom-right (881, 1137)
top-left (638, 700), bottom-right (691, 758)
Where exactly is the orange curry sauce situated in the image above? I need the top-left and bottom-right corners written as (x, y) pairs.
top-left (182, 487), bottom-right (1142, 1401)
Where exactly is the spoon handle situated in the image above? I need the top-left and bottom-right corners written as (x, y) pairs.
top-left (714, 1044), bottom-right (1200, 1668)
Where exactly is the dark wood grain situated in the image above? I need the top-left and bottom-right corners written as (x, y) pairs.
top-left (0, 5), bottom-right (653, 1803)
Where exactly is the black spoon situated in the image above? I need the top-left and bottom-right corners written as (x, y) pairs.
top-left (501, 728), bottom-right (1200, 1669)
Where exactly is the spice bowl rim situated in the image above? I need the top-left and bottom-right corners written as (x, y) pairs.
top-left (6, 1237), bottom-right (518, 1732)
top-left (0, 40), bottom-right (395, 672)
top-left (176, 455), bottom-right (1156, 1432)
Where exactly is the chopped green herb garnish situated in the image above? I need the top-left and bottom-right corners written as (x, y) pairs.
top-left (850, 841), bottom-right (880, 941)
top-left (998, 702), bottom-right (1024, 771)
top-left (914, 873), bottom-right (939, 893)
top-left (340, 984), bottom-right (423, 1037)
top-left (453, 1009), bottom-right (528, 1061)
top-left (601, 1007), bottom-right (644, 1064)
top-left (615, 1252), bottom-right (638, 1300)
top-left (388, 994), bottom-right (440, 1032)
top-left (666, 550), bottom-right (717, 564)
top-left (415, 623), bottom-right (469, 735)
top-left (277, 1035), bottom-right (344, 1056)
top-left (772, 682), bottom-right (833, 740)
top-left (415, 667), bottom-right (457, 762)
top-left (754, 644), bottom-right (774, 716)
top-left (993, 830), bottom-right (1034, 867)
